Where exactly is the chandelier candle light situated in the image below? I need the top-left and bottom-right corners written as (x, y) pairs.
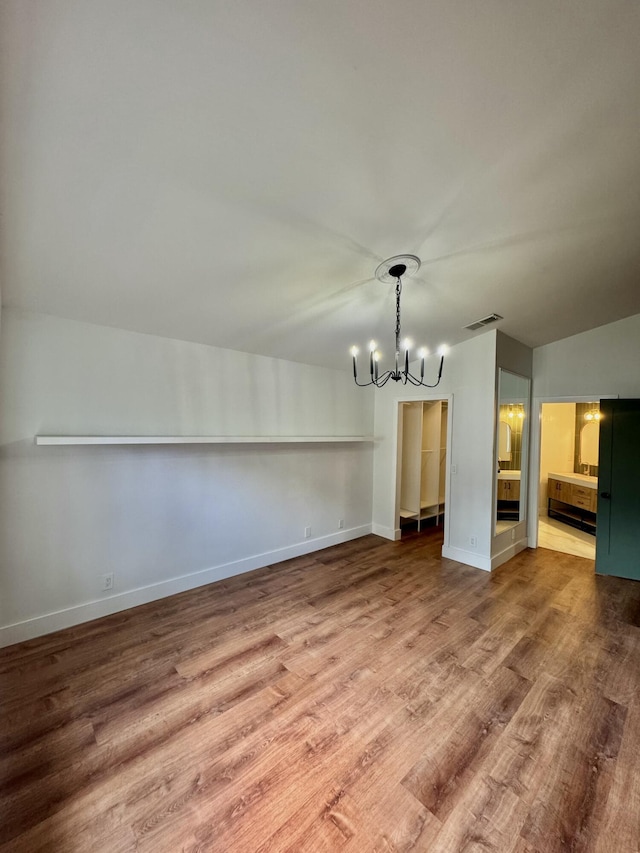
top-left (350, 255), bottom-right (446, 388)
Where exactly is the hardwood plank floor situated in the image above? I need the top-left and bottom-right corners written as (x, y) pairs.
top-left (1, 530), bottom-right (639, 852)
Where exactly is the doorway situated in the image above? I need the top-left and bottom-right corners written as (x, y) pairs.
top-left (536, 401), bottom-right (599, 559)
top-left (397, 399), bottom-right (448, 536)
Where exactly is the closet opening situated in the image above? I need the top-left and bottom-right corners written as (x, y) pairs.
top-left (397, 399), bottom-right (448, 537)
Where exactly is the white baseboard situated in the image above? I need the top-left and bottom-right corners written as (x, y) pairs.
top-left (491, 537), bottom-right (528, 571)
top-left (371, 523), bottom-right (400, 541)
top-left (441, 545), bottom-right (491, 572)
top-left (0, 524), bottom-right (372, 648)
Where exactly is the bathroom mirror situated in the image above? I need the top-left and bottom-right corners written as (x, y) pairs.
top-left (495, 369), bottom-right (530, 536)
top-left (498, 421), bottom-right (512, 460)
top-left (580, 421), bottom-right (599, 467)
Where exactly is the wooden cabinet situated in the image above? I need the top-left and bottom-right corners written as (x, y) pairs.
top-left (547, 477), bottom-right (597, 534)
top-left (572, 484), bottom-right (598, 513)
top-left (399, 400), bottom-right (448, 530)
top-left (497, 476), bottom-right (521, 522)
top-left (497, 479), bottom-right (520, 501)
top-left (547, 477), bottom-right (573, 504)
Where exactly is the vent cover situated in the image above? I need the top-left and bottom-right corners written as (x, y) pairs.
top-left (464, 313), bottom-right (503, 331)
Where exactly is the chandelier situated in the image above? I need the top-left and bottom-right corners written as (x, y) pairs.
top-left (350, 255), bottom-right (445, 388)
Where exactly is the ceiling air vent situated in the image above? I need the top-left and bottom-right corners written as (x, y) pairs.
top-left (464, 313), bottom-right (503, 331)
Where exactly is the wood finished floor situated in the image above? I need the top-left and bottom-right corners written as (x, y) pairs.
top-left (1, 530), bottom-right (640, 852)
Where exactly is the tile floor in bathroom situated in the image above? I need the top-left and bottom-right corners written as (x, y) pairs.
top-left (537, 515), bottom-right (595, 559)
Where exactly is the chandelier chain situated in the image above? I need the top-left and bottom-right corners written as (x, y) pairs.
top-left (395, 278), bottom-right (402, 354)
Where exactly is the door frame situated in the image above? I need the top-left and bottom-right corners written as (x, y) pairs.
top-left (393, 393), bottom-right (453, 543)
top-left (527, 394), bottom-right (617, 549)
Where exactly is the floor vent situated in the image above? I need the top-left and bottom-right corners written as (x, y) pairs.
top-left (464, 313), bottom-right (503, 331)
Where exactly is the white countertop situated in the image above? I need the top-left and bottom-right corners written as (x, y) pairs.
top-left (548, 472), bottom-right (598, 489)
top-left (497, 470), bottom-right (521, 480)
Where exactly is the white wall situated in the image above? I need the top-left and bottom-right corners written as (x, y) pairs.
top-left (533, 313), bottom-right (640, 399)
top-left (528, 311), bottom-right (640, 546)
top-left (0, 309), bottom-right (374, 646)
top-left (371, 332), bottom-right (497, 570)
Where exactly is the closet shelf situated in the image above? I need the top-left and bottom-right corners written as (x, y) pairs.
top-left (35, 435), bottom-right (374, 446)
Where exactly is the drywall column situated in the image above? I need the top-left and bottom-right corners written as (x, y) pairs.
top-left (491, 332), bottom-right (534, 569)
top-left (371, 332), bottom-right (497, 571)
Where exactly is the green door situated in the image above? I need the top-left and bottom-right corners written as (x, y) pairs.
top-left (595, 399), bottom-right (640, 580)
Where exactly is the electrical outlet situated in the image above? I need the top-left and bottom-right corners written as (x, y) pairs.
top-left (511, 528), bottom-right (516, 541)
top-left (469, 536), bottom-right (477, 548)
top-left (304, 526), bottom-right (311, 539)
top-left (451, 463), bottom-right (457, 474)
top-left (338, 519), bottom-right (344, 529)
top-left (101, 572), bottom-right (114, 592)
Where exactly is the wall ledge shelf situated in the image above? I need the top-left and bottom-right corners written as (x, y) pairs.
top-left (35, 435), bottom-right (374, 446)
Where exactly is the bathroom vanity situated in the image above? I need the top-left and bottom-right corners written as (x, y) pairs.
top-left (547, 472), bottom-right (598, 534)
top-left (496, 470), bottom-right (521, 521)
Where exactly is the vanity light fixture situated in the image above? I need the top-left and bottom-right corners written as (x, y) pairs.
top-left (585, 409), bottom-right (601, 421)
top-left (350, 255), bottom-right (446, 388)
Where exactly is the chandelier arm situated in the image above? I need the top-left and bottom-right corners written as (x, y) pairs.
top-left (434, 355), bottom-right (444, 384)
top-left (355, 368), bottom-right (395, 387)
top-left (354, 374), bottom-right (376, 387)
top-left (413, 355), bottom-right (445, 387)
top-left (374, 371), bottom-right (394, 387)
top-left (404, 372), bottom-right (424, 386)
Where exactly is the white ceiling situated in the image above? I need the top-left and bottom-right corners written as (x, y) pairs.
top-left (2, 0), bottom-right (640, 371)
